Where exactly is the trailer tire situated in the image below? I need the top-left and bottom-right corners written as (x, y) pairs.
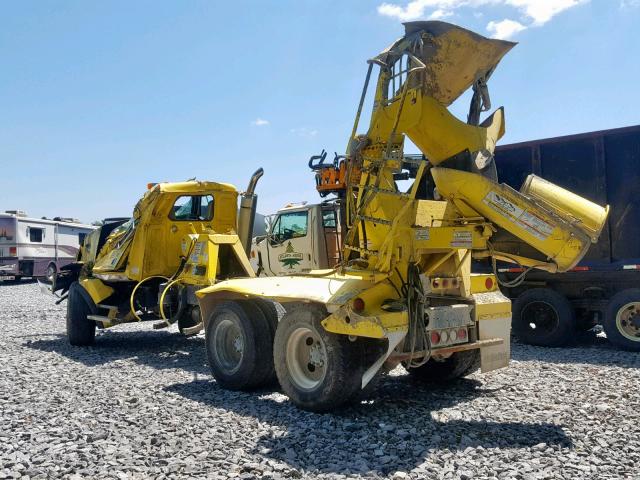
top-left (205, 301), bottom-right (274, 391)
top-left (406, 349), bottom-right (480, 383)
top-left (512, 288), bottom-right (575, 347)
top-left (66, 282), bottom-right (96, 346)
top-left (604, 289), bottom-right (640, 351)
top-left (274, 306), bottom-right (363, 412)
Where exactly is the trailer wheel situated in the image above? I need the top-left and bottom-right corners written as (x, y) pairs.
top-left (604, 289), bottom-right (640, 351)
top-left (66, 282), bottom-right (96, 346)
top-left (512, 288), bottom-right (575, 347)
top-left (274, 306), bottom-right (363, 412)
top-left (406, 349), bottom-right (480, 382)
top-left (45, 263), bottom-right (57, 283)
top-left (205, 301), bottom-right (273, 391)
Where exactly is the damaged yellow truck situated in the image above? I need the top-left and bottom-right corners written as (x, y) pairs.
top-left (53, 170), bottom-right (265, 345)
top-left (194, 21), bottom-right (609, 411)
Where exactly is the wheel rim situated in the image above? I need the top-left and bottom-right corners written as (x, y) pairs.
top-left (285, 326), bottom-right (327, 391)
top-left (46, 266), bottom-right (55, 281)
top-left (521, 301), bottom-right (559, 334)
top-left (615, 302), bottom-right (640, 342)
top-left (211, 313), bottom-right (245, 374)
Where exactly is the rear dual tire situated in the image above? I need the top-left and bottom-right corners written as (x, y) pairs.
top-left (205, 301), bottom-right (275, 391)
top-left (273, 306), bottom-right (365, 412)
top-left (406, 349), bottom-right (480, 382)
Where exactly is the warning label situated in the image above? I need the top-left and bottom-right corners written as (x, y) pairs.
top-left (483, 190), bottom-right (554, 240)
top-left (415, 228), bottom-right (430, 241)
top-left (451, 230), bottom-right (473, 248)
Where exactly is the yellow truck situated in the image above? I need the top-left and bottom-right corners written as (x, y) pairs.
top-left (194, 21), bottom-right (609, 411)
top-left (53, 170), bottom-right (266, 346)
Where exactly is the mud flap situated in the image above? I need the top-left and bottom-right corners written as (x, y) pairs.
top-left (361, 330), bottom-right (406, 389)
top-left (474, 291), bottom-right (511, 373)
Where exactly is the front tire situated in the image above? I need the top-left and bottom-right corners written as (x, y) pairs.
top-left (205, 301), bottom-right (274, 391)
top-left (512, 288), bottom-right (575, 347)
top-left (273, 306), bottom-right (363, 412)
top-left (406, 349), bottom-right (480, 383)
top-left (604, 289), bottom-right (640, 351)
top-left (66, 282), bottom-right (96, 346)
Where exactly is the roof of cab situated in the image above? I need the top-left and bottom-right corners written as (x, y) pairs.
top-left (154, 181), bottom-right (237, 194)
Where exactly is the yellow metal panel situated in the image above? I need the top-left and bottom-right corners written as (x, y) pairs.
top-left (80, 278), bottom-right (114, 304)
top-left (470, 273), bottom-right (499, 294)
top-left (196, 274), bottom-right (370, 306)
top-left (432, 167), bottom-right (593, 272)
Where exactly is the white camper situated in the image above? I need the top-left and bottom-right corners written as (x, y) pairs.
top-left (0, 211), bottom-right (95, 282)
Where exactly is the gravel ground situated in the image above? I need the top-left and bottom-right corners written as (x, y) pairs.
top-left (1, 281), bottom-right (638, 480)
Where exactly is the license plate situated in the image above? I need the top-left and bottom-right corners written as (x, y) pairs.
top-left (0, 276), bottom-right (15, 281)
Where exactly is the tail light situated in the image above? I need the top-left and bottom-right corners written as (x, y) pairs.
top-left (430, 331), bottom-right (441, 345)
top-left (457, 328), bottom-right (467, 340)
top-left (9, 247), bottom-right (17, 256)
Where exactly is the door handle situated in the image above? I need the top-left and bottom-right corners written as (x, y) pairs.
top-left (171, 225), bottom-right (178, 233)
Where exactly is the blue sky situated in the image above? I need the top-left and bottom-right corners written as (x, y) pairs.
top-left (1, 0), bottom-right (639, 223)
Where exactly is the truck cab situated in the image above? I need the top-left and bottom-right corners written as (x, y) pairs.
top-left (250, 202), bottom-right (342, 276)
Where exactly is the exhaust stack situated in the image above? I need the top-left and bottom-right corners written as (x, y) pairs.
top-left (238, 168), bottom-right (264, 255)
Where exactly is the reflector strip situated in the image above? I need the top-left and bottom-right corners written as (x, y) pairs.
top-left (623, 265), bottom-right (640, 270)
top-left (570, 266), bottom-right (590, 272)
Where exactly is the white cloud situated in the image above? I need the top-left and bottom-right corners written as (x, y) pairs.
top-left (377, 0), bottom-right (589, 39)
top-left (505, 0), bottom-right (588, 26)
top-left (251, 118), bottom-right (270, 126)
top-left (290, 127), bottom-right (318, 138)
top-left (429, 8), bottom-right (454, 19)
top-left (487, 18), bottom-right (526, 39)
top-left (620, 0), bottom-right (640, 8)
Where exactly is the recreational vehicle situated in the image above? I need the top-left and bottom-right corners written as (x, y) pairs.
top-left (0, 211), bottom-right (94, 282)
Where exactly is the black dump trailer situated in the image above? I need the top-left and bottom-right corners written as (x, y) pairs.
top-left (493, 125), bottom-right (640, 351)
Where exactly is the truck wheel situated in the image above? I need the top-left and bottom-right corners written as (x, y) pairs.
top-left (273, 306), bottom-right (363, 412)
top-left (512, 288), bottom-right (575, 347)
top-left (66, 282), bottom-right (96, 346)
top-left (604, 289), bottom-right (640, 351)
top-left (406, 349), bottom-right (480, 382)
top-left (45, 264), bottom-right (57, 283)
top-left (252, 299), bottom-right (279, 337)
top-left (205, 301), bottom-right (273, 391)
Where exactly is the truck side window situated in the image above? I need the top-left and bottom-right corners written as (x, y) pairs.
top-left (272, 211), bottom-right (308, 243)
top-left (29, 228), bottom-right (43, 243)
top-left (170, 195), bottom-right (214, 221)
top-left (322, 210), bottom-right (337, 228)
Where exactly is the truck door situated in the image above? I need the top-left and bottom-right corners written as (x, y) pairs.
top-left (265, 209), bottom-right (312, 275)
top-left (164, 194), bottom-right (214, 272)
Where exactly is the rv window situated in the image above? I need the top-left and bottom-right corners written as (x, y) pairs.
top-left (29, 228), bottom-right (44, 243)
top-left (170, 195), bottom-right (214, 221)
top-left (78, 232), bottom-right (87, 246)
